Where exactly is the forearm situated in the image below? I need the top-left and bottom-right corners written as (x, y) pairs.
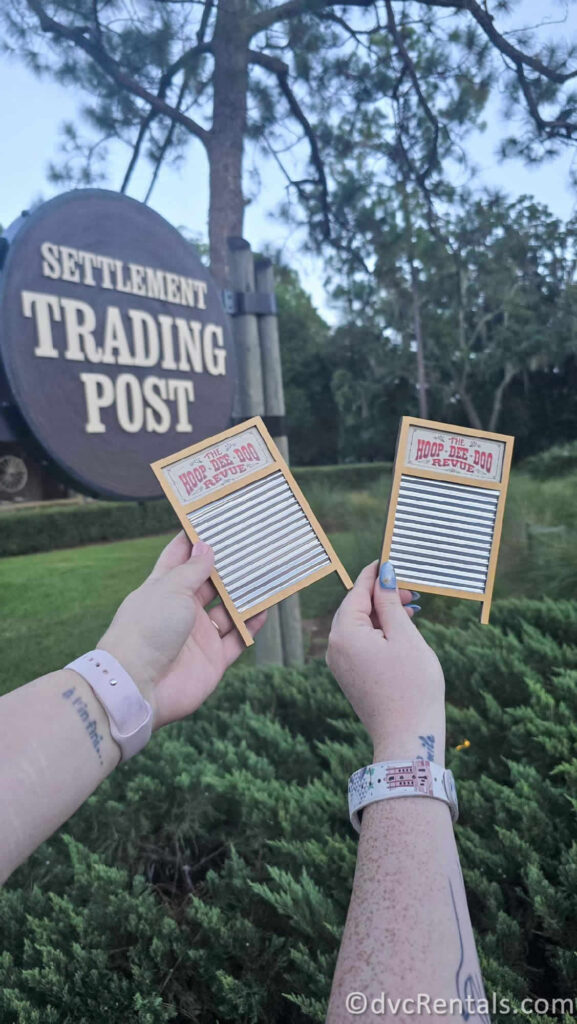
top-left (327, 797), bottom-right (487, 1022)
top-left (0, 669), bottom-right (119, 884)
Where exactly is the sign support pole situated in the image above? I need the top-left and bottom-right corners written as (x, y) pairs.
top-left (227, 238), bottom-right (284, 665)
top-left (255, 258), bottom-right (304, 666)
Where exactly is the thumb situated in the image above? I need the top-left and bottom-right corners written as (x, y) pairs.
top-left (373, 561), bottom-right (413, 639)
top-left (169, 539), bottom-right (215, 596)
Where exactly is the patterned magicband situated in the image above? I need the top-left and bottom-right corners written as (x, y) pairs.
top-left (348, 759), bottom-right (459, 833)
top-left (65, 649), bottom-right (153, 762)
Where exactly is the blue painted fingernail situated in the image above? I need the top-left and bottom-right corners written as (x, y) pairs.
top-left (410, 591), bottom-right (421, 601)
top-left (379, 561), bottom-right (397, 589)
top-left (407, 603), bottom-right (421, 614)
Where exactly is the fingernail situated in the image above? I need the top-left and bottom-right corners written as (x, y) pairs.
top-left (407, 603), bottom-right (421, 615)
top-left (410, 591), bottom-right (421, 601)
top-left (379, 561), bottom-right (397, 590)
top-left (192, 540), bottom-right (212, 558)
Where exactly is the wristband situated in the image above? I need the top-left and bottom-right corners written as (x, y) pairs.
top-left (65, 649), bottom-right (153, 762)
top-left (348, 759), bottom-right (458, 832)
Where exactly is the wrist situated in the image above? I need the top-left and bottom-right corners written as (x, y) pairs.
top-left (372, 730), bottom-right (446, 768)
top-left (97, 632), bottom-right (159, 727)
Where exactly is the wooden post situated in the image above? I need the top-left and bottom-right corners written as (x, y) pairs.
top-left (227, 238), bottom-right (284, 665)
top-left (255, 258), bottom-right (305, 666)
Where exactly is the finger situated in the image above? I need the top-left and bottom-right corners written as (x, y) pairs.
top-left (332, 561), bottom-right (378, 630)
top-left (399, 588), bottom-right (414, 605)
top-left (207, 602), bottom-right (235, 638)
top-left (221, 610), bottom-right (268, 668)
top-left (373, 561), bottom-right (415, 639)
top-left (169, 540), bottom-right (215, 596)
top-left (197, 578), bottom-right (218, 607)
top-left (148, 531), bottom-right (191, 580)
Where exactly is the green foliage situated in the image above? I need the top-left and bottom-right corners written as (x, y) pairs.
top-left (0, 499), bottom-right (176, 557)
top-left (0, 465), bottom-right (389, 558)
top-left (274, 263), bottom-right (339, 466)
top-left (522, 441), bottom-right (577, 480)
top-left (4, 603), bottom-right (577, 1020)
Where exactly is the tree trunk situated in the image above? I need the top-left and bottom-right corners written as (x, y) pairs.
top-left (410, 262), bottom-right (428, 418)
top-left (208, 0), bottom-right (250, 284)
top-left (460, 386), bottom-right (483, 430)
top-left (488, 362), bottom-right (516, 432)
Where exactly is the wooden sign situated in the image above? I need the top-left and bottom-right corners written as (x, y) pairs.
top-left (381, 417), bottom-right (514, 624)
top-left (151, 417), bottom-right (353, 645)
top-left (0, 190), bottom-right (234, 500)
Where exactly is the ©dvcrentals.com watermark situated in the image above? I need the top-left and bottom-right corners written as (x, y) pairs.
top-left (344, 992), bottom-right (575, 1016)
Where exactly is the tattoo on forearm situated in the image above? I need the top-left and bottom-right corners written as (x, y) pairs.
top-left (418, 734), bottom-right (435, 760)
top-left (62, 687), bottom-right (105, 765)
top-left (449, 878), bottom-right (491, 1024)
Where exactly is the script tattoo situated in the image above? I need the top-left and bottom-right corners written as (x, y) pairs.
top-left (62, 686), bottom-right (105, 765)
top-left (418, 734), bottom-right (435, 760)
top-left (449, 877), bottom-right (491, 1024)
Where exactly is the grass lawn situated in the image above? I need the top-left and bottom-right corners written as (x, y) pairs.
top-left (3, 466), bottom-right (577, 697)
top-left (0, 529), bottom-right (372, 697)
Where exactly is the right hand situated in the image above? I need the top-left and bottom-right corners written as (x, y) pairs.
top-left (326, 561), bottom-right (446, 765)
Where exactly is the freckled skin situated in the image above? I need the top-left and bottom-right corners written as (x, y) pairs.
top-left (325, 562), bottom-right (488, 1022)
top-left (327, 798), bottom-right (488, 1023)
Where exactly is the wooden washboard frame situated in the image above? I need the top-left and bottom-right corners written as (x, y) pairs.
top-left (151, 416), bottom-right (353, 645)
top-left (381, 417), bottom-right (514, 624)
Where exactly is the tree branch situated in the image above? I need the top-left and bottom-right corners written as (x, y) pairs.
top-left (410, 0), bottom-right (577, 84)
top-left (385, 0), bottom-right (440, 180)
top-left (144, 74), bottom-right (189, 202)
top-left (249, 48), bottom-right (331, 237)
top-left (250, 0), bottom-right (374, 37)
top-left (25, 0), bottom-right (211, 145)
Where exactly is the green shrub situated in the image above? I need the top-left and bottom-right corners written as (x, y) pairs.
top-left (0, 500), bottom-right (176, 558)
top-left (521, 440), bottom-right (577, 479)
top-left (294, 462), bottom-right (391, 491)
top-left (0, 464), bottom-right (390, 558)
top-left (2, 599), bottom-right (577, 1022)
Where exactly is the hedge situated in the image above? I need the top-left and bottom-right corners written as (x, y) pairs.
top-left (2, 597), bottom-right (577, 1022)
top-left (521, 440), bottom-right (577, 479)
top-left (0, 463), bottom-right (390, 558)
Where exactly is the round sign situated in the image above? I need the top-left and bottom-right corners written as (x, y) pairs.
top-left (0, 190), bottom-right (235, 499)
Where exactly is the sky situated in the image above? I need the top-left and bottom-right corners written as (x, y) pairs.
top-left (2, 0), bottom-right (577, 321)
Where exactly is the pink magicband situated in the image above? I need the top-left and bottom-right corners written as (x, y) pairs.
top-left (66, 649), bottom-right (153, 762)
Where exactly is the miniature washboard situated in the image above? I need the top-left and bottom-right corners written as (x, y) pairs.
top-left (151, 417), bottom-right (353, 645)
top-left (381, 417), bottom-right (514, 624)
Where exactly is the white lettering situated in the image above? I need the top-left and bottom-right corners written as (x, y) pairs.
top-left (176, 318), bottom-right (203, 372)
top-left (60, 247), bottom-right (80, 284)
top-left (203, 323), bottom-right (227, 375)
top-left (128, 309), bottom-right (160, 367)
top-left (101, 307), bottom-right (134, 366)
top-left (60, 298), bottom-right (97, 362)
top-left (167, 379), bottom-right (194, 431)
top-left (40, 242), bottom-right (61, 280)
top-left (21, 290), bottom-right (61, 358)
top-left (143, 376), bottom-right (171, 433)
top-left (80, 372), bottom-right (115, 432)
top-left (115, 373), bottom-right (144, 433)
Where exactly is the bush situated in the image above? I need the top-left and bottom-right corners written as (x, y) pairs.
top-left (0, 500), bottom-right (176, 558)
top-left (2, 599), bottom-right (577, 1022)
top-left (521, 440), bottom-right (577, 479)
top-left (294, 462), bottom-right (391, 491)
top-left (0, 464), bottom-right (391, 558)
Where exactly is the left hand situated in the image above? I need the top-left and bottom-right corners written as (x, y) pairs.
top-left (99, 532), bottom-right (266, 729)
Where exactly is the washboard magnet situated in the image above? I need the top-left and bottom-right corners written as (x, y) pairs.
top-left (381, 417), bottom-right (514, 624)
top-left (151, 416), bottom-right (353, 645)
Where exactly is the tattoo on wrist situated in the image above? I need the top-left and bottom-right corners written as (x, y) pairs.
top-left (418, 734), bottom-right (435, 760)
top-left (449, 877), bottom-right (490, 1023)
top-left (62, 686), bottom-right (105, 765)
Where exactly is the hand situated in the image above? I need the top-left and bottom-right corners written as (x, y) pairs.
top-left (99, 533), bottom-right (266, 729)
top-left (326, 561), bottom-right (446, 765)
